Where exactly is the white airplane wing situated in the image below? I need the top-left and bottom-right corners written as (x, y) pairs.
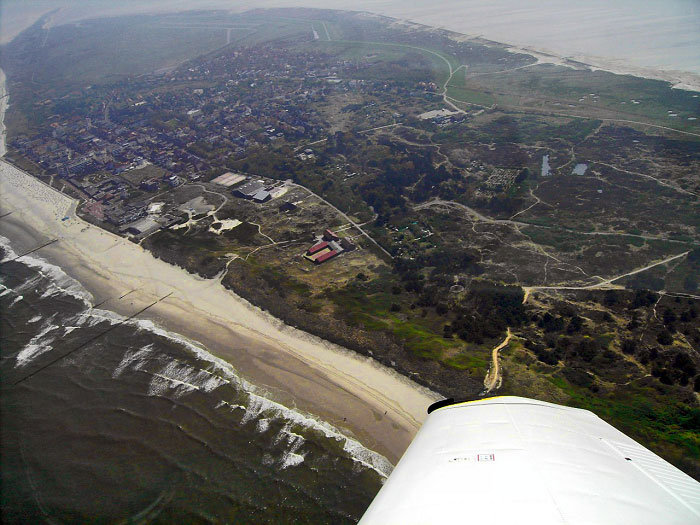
top-left (360, 396), bottom-right (700, 524)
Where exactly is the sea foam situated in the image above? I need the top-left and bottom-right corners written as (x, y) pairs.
top-left (0, 234), bottom-right (94, 307)
top-left (15, 315), bottom-right (59, 367)
top-left (2, 234), bottom-right (394, 478)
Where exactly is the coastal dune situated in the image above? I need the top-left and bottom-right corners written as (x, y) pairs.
top-left (0, 157), bottom-right (439, 464)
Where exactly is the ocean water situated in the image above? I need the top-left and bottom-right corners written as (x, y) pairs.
top-left (0, 235), bottom-right (386, 523)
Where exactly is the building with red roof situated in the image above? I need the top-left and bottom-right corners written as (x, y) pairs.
top-left (307, 241), bottom-right (329, 255)
top-left (314, 250), bottom-right (338, 264)
top-left (323, 229), bottom-right (340, 242)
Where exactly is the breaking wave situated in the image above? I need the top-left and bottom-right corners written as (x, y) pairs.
top-left (15, 315), bottom-right (59, 367)
top-left (0, 234), bottom-right (93, 307)
top-left (1, 234), bottom-right (393, 478)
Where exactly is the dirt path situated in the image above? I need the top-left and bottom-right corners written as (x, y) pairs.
top-left (525, 250), bottom-right (690, 293)
top-left (287, 182), bottom-right (393, 259)
top-left (189, 183), bottom-right (229, 213)
top-left (483, 327), bottom-right (512, 394)
top-left (414, 198), bottom-right (699, 246)
top-left (595, 161), bottom-right (700, 198)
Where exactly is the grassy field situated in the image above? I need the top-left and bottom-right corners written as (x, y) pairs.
top-left (462, 64), bottom-right (700, 133)
top-left (8, 16), bottom-right (226, 85)
top-left (445, 85), bottom-right (496, 107)
top-left (295, 39), bottom-right (458, 87)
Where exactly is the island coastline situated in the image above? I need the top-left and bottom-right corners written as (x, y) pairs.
top-left (0, 68), bottom-right (439, 467)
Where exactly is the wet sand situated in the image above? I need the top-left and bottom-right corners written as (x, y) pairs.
top-left (0, 158), bottom-right (439, 464)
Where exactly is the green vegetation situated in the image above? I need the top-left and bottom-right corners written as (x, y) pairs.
top-left (463, 64), bottom-right (700, 133)
top-left (445, 85), bottom-right (495, 107)
top-left (4, 6), bottom-right (700, 480)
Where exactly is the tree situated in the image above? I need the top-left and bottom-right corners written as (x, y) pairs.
top-left (621, 339), bottom-right (637, 355)
top-left (566, 315), bottom-right (583, 333)
top-left (673, 352), bottom-right (697, 377)
top-left (662, 308), bottom-right (677, 327)
top-left (657, 329), bottom-right (673, 345)
top-left (603, 290), bottom-right (619, 307)
top-left (576, 338), bottom-right (599, 362)
top-left (630, 289), bottom-right (659, 309)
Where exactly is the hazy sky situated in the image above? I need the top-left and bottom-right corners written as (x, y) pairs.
top-left (1, 0), bottom-right (699, 74)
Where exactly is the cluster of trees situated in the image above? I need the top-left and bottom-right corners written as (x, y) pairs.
top-left (537, 312), bottom-right (584, 334)
top-left (526, 334), bottom-right (617, 368)
top-left (410, 165), bottom-right (462, 203)
top-left (582, 289), bottom-right (700, 389)
top-left (359, 147), bottom-right (436, 220)
top-left (394, 246), bottom-right (483, 296)
top-left (445, 282), bottom-right (527, 344)
top-left (651, 350), bottom-right (699, 388)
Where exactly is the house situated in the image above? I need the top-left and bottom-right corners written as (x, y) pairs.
top-left (163, 174), bottom-right (181, 187)
top-left (233, 180), bottom-right (265, 199)
top-left (140, 178), bottom-right (159, 191)
top-left (307, 241), bottom-right (329, 255)
top-left (252, 190), bottom-right (271, 203)
top-left (304, 239), bottom-right (340, 264)
top-left (323, 229), bottom-right (340, 242)
top-left (121, 217), bottom-right (160, 238)
top-left (314, 250), bottom-right (338, 264)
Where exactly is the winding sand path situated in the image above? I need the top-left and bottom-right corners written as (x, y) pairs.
top-left (483, 327), bottom-right (512, 393)
top-left (524, 251), bottom-right (690, 293)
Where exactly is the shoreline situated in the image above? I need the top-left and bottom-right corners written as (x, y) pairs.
top-left (388, 16), bottom-right (700, 92)
top-left (0, 65), bottom-right (438, 465)
top-left (0, 160), bottom-right (439, 465)
top-left (1, 6), bottom-right (698, 93)
top-left (507, 44), bottom-right (700, 93)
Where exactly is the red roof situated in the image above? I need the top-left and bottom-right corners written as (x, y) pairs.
top-left (314, 250), bottom-right (338, 263)
top-left (324, 229), bottom-right (340, 241)
top-left (308, 241), bottom-right (329, 254)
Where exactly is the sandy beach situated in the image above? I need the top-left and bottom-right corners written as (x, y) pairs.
top-left (0, 69), bottom-right (438, 465)
top-left (0, 68), bottom-right (8, 158)
top-left (0, 163), bottom-right (440, 463)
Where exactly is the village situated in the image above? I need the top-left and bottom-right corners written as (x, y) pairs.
top-left (6, 38), bottom-right (431, 270)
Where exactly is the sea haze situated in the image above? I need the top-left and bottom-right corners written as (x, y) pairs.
top-left (0, 236), bottom-right (386, 523)
top-left (1, 0), bottom-right (698, 75)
